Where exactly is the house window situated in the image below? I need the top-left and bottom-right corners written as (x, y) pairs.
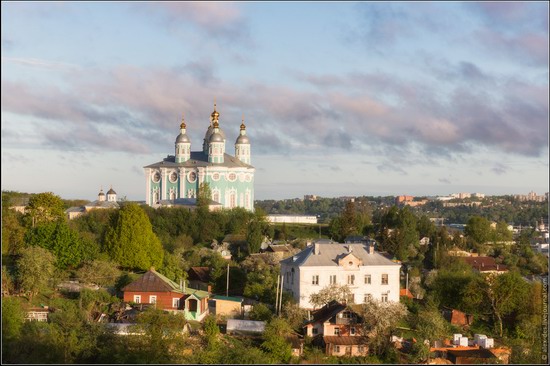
top-left (364, 274), bottom-right (371, 284)
top-left (330, 275), bottom-right (337, 285)
top-left (334, 345), bottom-right (340, 353)
top-left (334, 327), bottom-right (340, 335)
top-left (172, 298), bottom-right (180, 308)
top-left (149, 295), bottom-right (157, 304)
top-left (312, 327), bottom-right (318, 335)
top-left (359, 345), bottom-right (365, 353)
top-left (347, 274), bottom-right (355, 285)
top-left (381, 293), bottom-right (388, 302)
top-left (133, 295), bottom-right (141, 303)
top-left (351, 327), bottom-right (356, 335)
top-left (345, 346), bottom-right (351, 353)
top-left (381, 274), bottom-right (389, 285)
top-left (364, 294), bottom-right (372, 303)
top-left (312, 275), bottom-right (319, 285)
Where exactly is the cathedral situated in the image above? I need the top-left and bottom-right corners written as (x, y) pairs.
top-left (144, 104), bottom-right (254, 211)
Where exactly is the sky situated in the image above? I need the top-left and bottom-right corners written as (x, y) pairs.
top-left (1, 1), bottom-right (549, 201)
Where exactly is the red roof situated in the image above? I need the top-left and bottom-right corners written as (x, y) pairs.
top-left (400, 288), bottom-right (413, 299)
top-left (121, 269), bottom-right (182, 293)
top-left (461, 256), bottom-right (508, 272)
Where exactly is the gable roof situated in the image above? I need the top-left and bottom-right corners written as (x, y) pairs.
top-left (306, 301), bottom-right (347, 324)
top-left (280, 242), bottom-right (400, 267)
top-left (188, 267), bottom-right (211, 283)
top-left (266, 244), bottom-right (292, 253)
top-left (461, 256), bottom-right (508, 272)
top-left (122, 269), bottom-right (182, 293)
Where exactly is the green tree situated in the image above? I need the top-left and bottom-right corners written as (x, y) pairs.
top-left (16, 246), bottom-right (56, 300)
top-left (464, 216), bottom-right (491, 251)
top-left (261, 318), bottom-right (293, 363)
top-left (246, 210), bottom-right (270, 254)
top-left (26, 221), bottom-right (95, 269)
top-left (76, 259), bottom-right (121, 287)
top-left (1, 194), bottom-right (26, 255)
top-left (2, 297), bottom-right (25, 344)
top-left (24, 192), bottom-right (65, 227)
top-left (103, 203), bottom-right (164, 270)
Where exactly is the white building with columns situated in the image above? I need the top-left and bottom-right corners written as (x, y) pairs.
top-left (144, 104), bottom-right (254, 211)
top-left (280, 240), bottom-right (401, 309)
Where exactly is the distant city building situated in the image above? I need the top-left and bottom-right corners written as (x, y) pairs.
top-left (395, 195), bottom-right (414, 204)
top-left (513, 191), bottom-right (548, 202)
top-left (144, 105), bottom-right (254, 211)
top-left (266, 214), bottom-right (318, 224)
top-left (280, 240), bottom-right (401, 309)
top-left (304, 195), bottom-right (318, 201)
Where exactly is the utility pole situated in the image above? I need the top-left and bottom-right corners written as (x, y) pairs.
top-left (226, 263), bottom-right (229, 297)
top-left (275, 275), bottom-right (280, 315)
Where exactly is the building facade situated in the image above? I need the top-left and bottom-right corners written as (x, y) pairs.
top-left (144, 105), bottom-right (255, 211)
top-left (280, 241), bottom-right (401, 309)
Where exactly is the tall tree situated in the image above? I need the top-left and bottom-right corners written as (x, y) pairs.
top-left (24, 192), bottom-right (65, 227)
top-left (16, 246), bottom-right (56, 300)
top-left (261, 318), bottom-right (293, 363)
top-left (25, 221), bottom-right (95, 269)
top-left (103, 203), bottom-right (164, 270)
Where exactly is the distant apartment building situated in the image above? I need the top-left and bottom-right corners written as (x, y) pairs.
top-left (513, 191), bottom-right (548, 202)
top-left (266, 214), bottom-right (318, 224)
top-left (395, 195), bottom-right (414, 204)
top-left (280, 240), bottom-right (401, 309)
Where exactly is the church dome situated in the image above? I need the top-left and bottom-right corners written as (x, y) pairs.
top-left (107, 188), bottom-right (116, 195)
top-left (209, 131), bottom-right (224, 143)
top-left (98, 190), bottom-right (105, 196)
top-left (236, 134), bottom-right (250, 144)
top-left (204, 125), bottom-right (226, 141)
top-left (176, 133), bottom-right (190, 143)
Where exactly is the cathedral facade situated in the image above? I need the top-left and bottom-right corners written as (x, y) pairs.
top-left (144, 105), bottom-right (254, 211)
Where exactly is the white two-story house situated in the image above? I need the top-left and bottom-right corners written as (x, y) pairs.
top-left (280, 240), bottom-right (401, 309)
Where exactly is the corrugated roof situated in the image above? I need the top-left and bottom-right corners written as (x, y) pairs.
top-left (461, 256), bottom-right (508, 272)
top-left (122, 269), bottom-right (182, 293)
top-left (212, 295), bottom-right (243, 303)
top-left (280, 243), bottom-right (401, 267)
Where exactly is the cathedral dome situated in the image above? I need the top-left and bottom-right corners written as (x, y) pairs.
top-left (236, 134), bottom-right (250, 144)
top-left (204, 125), bottom-right (226, 141)
top-left (107, 188), bottom-right (116, 195)
top-left (209, 131), bottom-right (224, 143)
top-left (176, 133), bottom-right (190, 143)
top-left (98, 190), bottom-right (105, 196)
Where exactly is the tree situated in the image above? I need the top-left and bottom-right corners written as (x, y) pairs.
top-left (464, 216), bottom-right (491, 251)
top-left (246, 210), bottom-right (271, 254)
top-left (357, 299), bottom-right (408, 356)
top-left (309, 284), bottom-right (353, 309)
top-left (203, 314), bottom-right (220, 348)
top-left (2, 297), bottom-right (25, 344)
top-left (24, 192), bottom-right (65, 227)
top-left (261, 318), bottom-right (293, 363)
top-left (103, 203), bottom-right (164, 270)
top-left (468, 271), bottom-right (530, 337)
top-left (25, 221), bottom-right (95, 269)
top-left (76, 260), bottom-right (121, 287)
top-left (1, 195), bottom-right (26, 255)
top-left (16, 246), bottom-right (56, 300)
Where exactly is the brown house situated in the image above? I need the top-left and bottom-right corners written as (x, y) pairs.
top-left (188, 266), bottom-right (212, 292)
top-left (461, 257), bottom-right (508, 274)
top-left (122, 268), bottom-right (210, 321)
top-left (304, 301), bottom-right (368, 357)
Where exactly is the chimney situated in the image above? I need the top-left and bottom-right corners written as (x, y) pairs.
top-left (314, 243), bottom-right (320, 255)
top-left (348, 245), bottom-right (353, 253)
top-left (367, 243), bottom-right (375, 254)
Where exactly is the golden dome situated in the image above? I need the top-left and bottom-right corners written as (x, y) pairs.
top-left (213, 120), bottom-right (219, 129)
top-left (240, 115), bottom-right (246, 130)
top-left (211, 103), bottom-right (220, 120)
top-left (180, 113), bottom-right (186, 129)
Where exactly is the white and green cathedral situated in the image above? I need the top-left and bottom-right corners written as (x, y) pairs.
top-left (144, 104), bottom-right (254, 211)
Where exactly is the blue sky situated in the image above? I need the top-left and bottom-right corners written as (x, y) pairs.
top-left (1, 1), bottom-right (548, 201)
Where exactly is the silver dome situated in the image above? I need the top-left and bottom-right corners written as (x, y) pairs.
top-left (175, 133), bottom-right (190, 143)
top-left (235, 134), bottom-right (250, 144)
top-left (204, 125), bottom-right (226, 141)
top-left (209, 131), bottom-right (224, 143)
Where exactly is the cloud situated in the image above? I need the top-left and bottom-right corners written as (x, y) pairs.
top-left (491, 163), bottom-right (507, 175)
top-left (1, 56), bottom-right (80, 70)
top-left (133, 2), bottom-right (252, 46)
